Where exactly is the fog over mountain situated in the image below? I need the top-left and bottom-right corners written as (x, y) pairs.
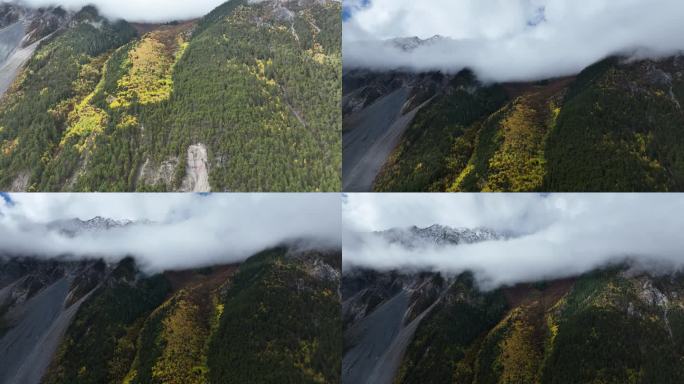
top-left (343, 194), bottom-right (684, 288)
top-left (0, 193), bottom-right (341, 271)
top-left (1, 0), bottom-right (228, 22)
top-left (343, 0), bottom-right (684, 82)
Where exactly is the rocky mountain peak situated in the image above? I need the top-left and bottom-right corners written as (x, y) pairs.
top-left (47, 216), bottom-right (136, 237)
top-left (377, 224), bottom-right (502, 248)
top-left (389, 34), bottom-right (446, 51)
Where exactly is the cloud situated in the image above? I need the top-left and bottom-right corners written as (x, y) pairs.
top-left (343, 0), bottom-right (684, 82)
top-left (4, 0), bottom-right (229, 22)
top-left (343, 194), bottom-right (684, 289)
top-left (0, 193), bottom-right (341, 272)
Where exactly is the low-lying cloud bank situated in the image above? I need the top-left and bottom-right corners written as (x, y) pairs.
top-left (343, 194), bottom-right (684, 289)
top-left (0, 193), bottom-right (341, 272)
top-left (343, 0), bottom-right (684, 82)
top-left (3, 0), bottom-right (228, 22)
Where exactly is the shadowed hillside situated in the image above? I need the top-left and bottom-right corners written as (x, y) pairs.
top-left (0, 246), bottom-right (342, 384)
top-left (343, 54), bottom-right (684, 192)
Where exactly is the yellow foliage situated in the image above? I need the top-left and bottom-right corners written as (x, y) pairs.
top-left (449, 163), bottom-right (475, 191)
top-left (215, 303), bottom-right (224, 323)
top-left (484, 100), bottom-right (547, 192)
top-left (306, 43), bottom-right (328, 65)
top-left (497, 309), bottom-right (542, 384)
top-left (151, 298), bottom-right (208, 384)
top-left (61, 104), bottom-right (107, 153)
top-left (251, 59), bottom-right (277, 87)
top-left (547, 315), bottom-right (559, 344)
top-left (2, 138), bottom-right (18, 156)
top-left (293, 340), bottom-right (326, 383)
top-left (111, 31), bottom-right (186, 109)
top-left (117, 114), bottom-right (139, 130)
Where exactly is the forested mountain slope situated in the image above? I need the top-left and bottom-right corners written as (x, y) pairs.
top-left (344, 259), bottom-right (684, 384)
top-left (0, 246), bottom-right (341, 384)
top-left (343, 53), bottom-right (684, 192)
top-left (0, 0), bottom-right (341, 192)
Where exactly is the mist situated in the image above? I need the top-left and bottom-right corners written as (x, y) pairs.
top-left (3, 0), bottom-right (229, 22)
top-left (0, 193), bottom-right (341, 272)
top-left (343, 0), bottom-right (684, 82)
top-left (343, 194), bottom-right (684, 289)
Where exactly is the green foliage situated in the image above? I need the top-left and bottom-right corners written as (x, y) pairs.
top-left (374, 73), bottom-right (508, 192)
top-left (0, 0), bottom-right (341, 192)
top-left (125, 293), bottom-right (212, 384)
top-left (543, 60), bottom-right (683, 191)
top-left (42, 248), bottom-right (341, 384)
top-left (0, 11), bottom-right (136, 190)
top-left (369, 56), bottom-right (684, 192)
top-left (208, 248), bottom-right (341, 383)
top-left (396, 273), bottom-right (508, 384)
top-left (43, 273), bottom-right (171, 384)
top-left (156, 0), bottom-right (342, 191)
top-left (542, 271), bottom-right (684, 384)
top-left (393, 268), bottom-right (684, 384)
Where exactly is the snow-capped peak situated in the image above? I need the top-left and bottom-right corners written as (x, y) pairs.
top-left (48, 216), bottom-right (136, 237)
top-left (388, 35), bottom-right (446, 51)
top-left (377, 224), bottom-right (502, 248)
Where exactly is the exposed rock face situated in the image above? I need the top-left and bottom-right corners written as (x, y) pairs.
top-left (389, 35), bottom-right (445, 52)
top-left (138, 157), bottom-right (178, 188)
top-left (344, 252), bottom-right (684, 384)
top-left (0, 259), bottom-right (106, 384)
top-left (181, 143), bottom-right (211, 192)
top-left (0, 4), bottom-right (70, 98)
top-left (0, 20), bottom-right (24, 64)
top-left (47, 216), bottom-right (137, 237)
top-left (8, 171), bottom-right (29, 192)
top-left (377, 224), bottom-right (502, 248)
top-left (342, 70), bottom-right (455, 191)
top-left (342, 268), bottom-right (450, 384)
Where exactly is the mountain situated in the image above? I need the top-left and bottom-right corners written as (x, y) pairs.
top-left (0, 0), bottom-right (341, 192)
top-left (0, 3), bottom-right (70, 96)
top-left (47, 216), bottom-right (137, 236)
top-left (0, 245), bottom-right (342, 384)
top-left (389, 35), bottom-right (445, 52)
top-left (377, 225), bottom-right (502, 248)
top-left (343, 53), bottom-right (684, 192)
top-left (342, 228), bottom-right (684, 384)
top-left (342, 226), bottom-right (501, 383)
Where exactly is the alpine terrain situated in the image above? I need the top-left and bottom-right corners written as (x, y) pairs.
top-left (343, 225), bottom-right (684, 384)
top-left (0, 0), bottom-right (341, 192)
top-left (343, 36), bottom-right (684, 192)
top-left (0, 218), bottom-right (342, 384)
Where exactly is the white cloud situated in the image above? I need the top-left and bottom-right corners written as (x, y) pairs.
top-left (343, 194), bottom-right (684, 288)
top-left (343, 0), bottom-right (684, 82)
top-left (5, 0), bottom-right (230, 22)
top-left (0, 193), bottom-right (341, 272)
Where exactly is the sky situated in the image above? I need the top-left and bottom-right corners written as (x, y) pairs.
top-left (343, 0), bottom-right (684, 82)
top-left (343, 193), bottom-right (684, 289)
top-left (0, 193), bottom-right (341, 272)
top-left (4, 0), bottom-right (229, 22)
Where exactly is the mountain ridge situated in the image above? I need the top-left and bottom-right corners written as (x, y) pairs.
top-left (0, 0), bottom-right (341, 192)
top-left (1, 244), bottom-right (342, 384)
top-left (343, 53), bottom-right (684, 192)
